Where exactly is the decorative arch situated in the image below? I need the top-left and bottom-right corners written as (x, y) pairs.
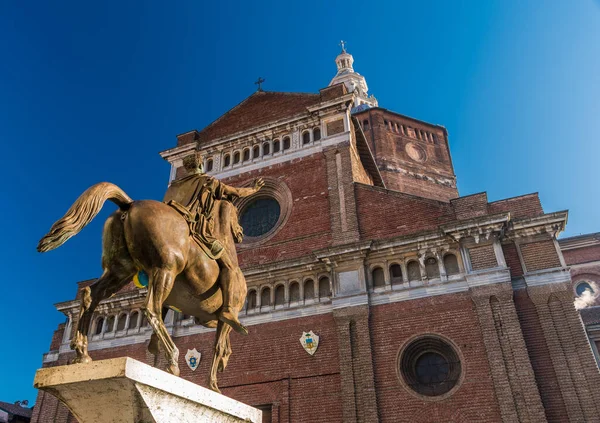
top-left (407, 260), bottom-right (421, 281)
top-left (289, 281), bottom-right (300, 303)
top-left (372, 266), bottom-right (385, 288)
top-left (303, 279), bottom-right (315, 302)
top-left (274, 284), bottom-right (285, 306)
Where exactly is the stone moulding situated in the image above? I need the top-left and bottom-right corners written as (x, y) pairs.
top-left (34, 357), bottom-right (262, 423)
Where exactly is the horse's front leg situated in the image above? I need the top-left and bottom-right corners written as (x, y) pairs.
top-left (71, 270), bottom-right (131, 364)
top-left (208, 320), bottom-right (232, 393)
top-left (144, 268), bottom-right (180, 376)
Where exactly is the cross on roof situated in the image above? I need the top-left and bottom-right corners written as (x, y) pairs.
top-left (339, 40), bottom-right (347, 53)
top-left (254, 77), bottom-right (265, 92)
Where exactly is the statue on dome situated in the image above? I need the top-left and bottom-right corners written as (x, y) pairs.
top-left (37, 153), bottom-right (264, 392)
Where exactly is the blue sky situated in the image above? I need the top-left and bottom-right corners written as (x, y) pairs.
top-left (1, 0), bottom-right (599, 404)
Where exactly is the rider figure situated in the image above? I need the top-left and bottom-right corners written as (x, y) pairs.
top-left (163, 154), bottom-right (263, 335)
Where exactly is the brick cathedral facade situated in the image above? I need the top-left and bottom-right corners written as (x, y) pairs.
top-left (32, 47), bottom-right (600, 423)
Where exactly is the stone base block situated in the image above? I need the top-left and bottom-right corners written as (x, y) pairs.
top-left (33, 357), bottom-right (261, 423)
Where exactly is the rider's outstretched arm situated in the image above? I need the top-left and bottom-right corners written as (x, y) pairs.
top-left (222, 178), bottom-right (265, 198)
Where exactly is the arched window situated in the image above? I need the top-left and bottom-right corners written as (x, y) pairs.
top-left (224, 154), bottom-right (231, 167)
top-left (117, 314), bottom-right (127, 331)
top-left (246, 290), bottom-right (257, 311)
top-left (283, 136), bottom-right (291, 150)
top-left (304, 279), bottom-right (314, 301)
top-left (319, 276), bottom-right (331, 299)
top-left (261, 287), bottom-right (271, 308)
top-left (128, 311), bottom-right (139, 330)
top-left (302, 131), bottom-right (311, 145)
top-left (273, 140), bottom-right (280, 153)
top-left (425, 257), bottom-right (440, 278)
top-left (444, 254), bottom-right (460, 276)
top-left (372, 267), bottom-right (385, 288)
top-left (576, 282), bottom-right (594, 296)
top-left (313, 127), bottom-right (321, 141)
top-left (390, 264), bottom-right (403, 284)
top-left (106, 315), bottom-right (115, 332)
top-left (94, 317), bottom-right (104, 335)
top-left (275, 285), bottom-right (285, 306)
top-left (233, 151), bottom-right (240, 164)
top-left (252, 145), bottom-right (260, 159)
top-left (243, 149), bottom-right (250, 162)
top-left (206, 159), bottom-right (213, 172)
top-left (407, 261), bottom-right (421, 281)
top-left (141, 314), bottom-right (148, 327)
top-left (289, 282), bottom-right (300, 303)
top-left (363, 120), bottom-right (369, 130)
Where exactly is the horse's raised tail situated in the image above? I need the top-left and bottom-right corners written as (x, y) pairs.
top-left (37, 182), bottom-right (133, 253)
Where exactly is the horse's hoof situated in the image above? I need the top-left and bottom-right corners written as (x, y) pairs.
top-left (168, 363), bottom-right (180, 376)
top-left (209, 381), bottom-right (221, 394)
top-left (72, 355), bottom-right (92, 365)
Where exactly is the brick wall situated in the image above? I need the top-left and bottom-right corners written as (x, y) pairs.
top-left (562, 244), bottom-right (600, 265)
top-left (520, 240), bottom-right (562, 272)
top-left (502, 242), bottom-right (524, 277)
top-left (514, 289), bottom-right (570, 422)
top-left (451, 193), bottom-right (488, 220)
top-left (488, 194), bottom-right (543, 219)
top-left (468, 244), bottom-right (498, 270)
top-left (370, 292), bottom-right (503, 422)
top-left (221, 153), bottom-right (333, 267)
top-left (354, 108), bottom-right (458, 202)
top-left (355, 184), bottom-right (455, 241)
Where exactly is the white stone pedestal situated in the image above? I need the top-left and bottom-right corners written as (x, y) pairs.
top-left (33, 357), bottom-right (262, 423)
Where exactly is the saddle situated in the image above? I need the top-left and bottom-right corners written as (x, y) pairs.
top-left (165, 200), bottom-right (224, 260)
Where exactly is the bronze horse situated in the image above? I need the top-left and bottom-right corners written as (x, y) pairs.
top-left (38, 182), bottom-right (249, 392)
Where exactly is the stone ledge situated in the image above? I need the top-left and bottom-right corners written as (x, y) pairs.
top-left (34, 357), bottom-right (261, 423)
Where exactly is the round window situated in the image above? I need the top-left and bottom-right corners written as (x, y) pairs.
top-left (239, 197), bottom-right (281, 238)
top-left (399, 336), bottom-right (462, 397)
top-left (576, 282), bottom-right (594, 297)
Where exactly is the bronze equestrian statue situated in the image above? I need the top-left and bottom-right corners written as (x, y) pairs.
top-left (37, 154), bottom-right (264, 392)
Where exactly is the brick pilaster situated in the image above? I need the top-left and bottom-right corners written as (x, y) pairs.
top-left (471, 283), bottom-right (547, 422)
top-left (528, 282), bottom-right (600, 422)
top-left (333, 306), bottom-right (379, 423)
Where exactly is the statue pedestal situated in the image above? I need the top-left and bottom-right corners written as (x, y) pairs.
top-left (33, 357), bottom-right (262, 423)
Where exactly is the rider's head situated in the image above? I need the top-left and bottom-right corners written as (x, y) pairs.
top-left (183, 154), bottom-right (204, 175)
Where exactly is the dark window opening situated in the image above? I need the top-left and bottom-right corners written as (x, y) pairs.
top-left (313, 127), bottom-right (321, 140)
top-left (302, 131), bottom-right (311, 145)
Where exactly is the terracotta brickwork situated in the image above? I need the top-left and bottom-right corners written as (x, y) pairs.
top-left (503, 242), bottom-right (524, 277)
top-left (370, 292), bottom-right (502, 422)
top-left (222, 153), bottom-right (333, 268)
top-left (488, 194), bottom-right (544, 219)
top-left (451, 193), bottom-right (489, 220)
top-left (520, 240), bottom-right (562, 272)
top-left (353, 108), bottom-right (458, 202)
top-left (354, 184), bottom-right (454, 241)
top-left (32, 63), bottom-right (600, 423)
top-left (468, 244), bottom-right (498, 271)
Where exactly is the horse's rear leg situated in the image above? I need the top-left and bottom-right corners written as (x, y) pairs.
top-left (148, 307), bottom-right (169, 356)
top-left (71, 270), bottom-right (132, 364)
top-left (208, 320), bottom-right (232, 393)
top-left (144, 268), bottom-right (180, 376)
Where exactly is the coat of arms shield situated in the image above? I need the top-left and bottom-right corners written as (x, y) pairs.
top-left (300, 331), bottom-right (320, 356)
top-left (185, 348), bottom-right (201, 371)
